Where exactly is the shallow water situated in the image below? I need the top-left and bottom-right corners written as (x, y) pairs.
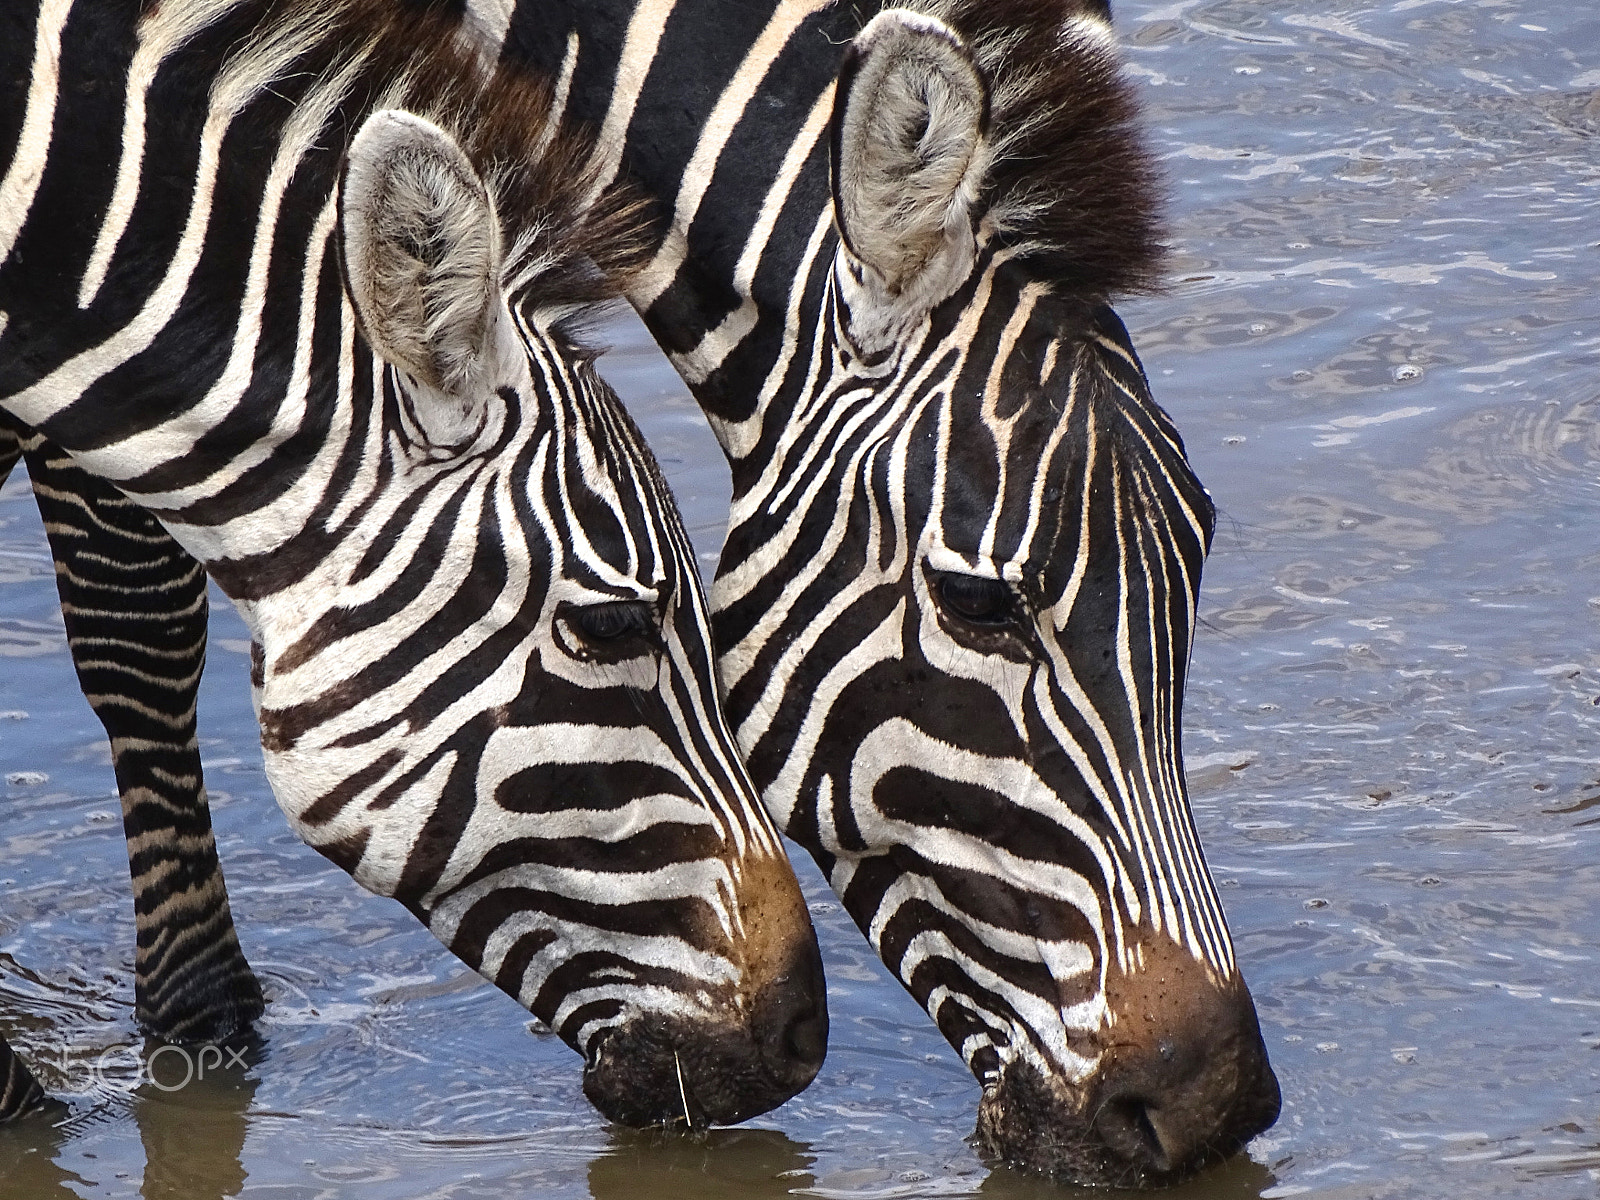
top-left (3, 0), bottom-right (1599, 1196)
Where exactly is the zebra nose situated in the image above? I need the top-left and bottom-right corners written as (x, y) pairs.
top-left (749, 933), bottom-right (828, 1088)
top-left (1090, 1026), bottom-right (1279, 1178)
top-left (1090, 944), bottom-right (1281, 1181)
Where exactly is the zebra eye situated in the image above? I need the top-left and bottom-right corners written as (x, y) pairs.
top-left (571, 600), bottom-right (655, 644)
top-left (554, 600), bottom-right (660, 665)
top-left (934, 573), bottom-right (1015, 626)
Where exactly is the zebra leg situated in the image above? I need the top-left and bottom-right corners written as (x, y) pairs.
top-left (18, 429), bottom-right (264, 1043)
top-left (0, 1032), bottom-right (45, 1120)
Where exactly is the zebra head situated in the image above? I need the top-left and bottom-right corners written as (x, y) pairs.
top-left (712, 5), bottom-right (1278, 1183)
top-left (258, 108), bottom-right (826, 1128)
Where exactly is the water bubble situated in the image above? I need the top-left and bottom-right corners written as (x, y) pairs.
top-left (5, 771), bottom-right (47, 787)
top-left (1392, 364), bottom-right (1423, 382)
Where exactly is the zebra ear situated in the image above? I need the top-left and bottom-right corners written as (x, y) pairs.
top-left (340, 109), bottom-right (505, 400)
top-left (830, 11), bottom-right (989, 328)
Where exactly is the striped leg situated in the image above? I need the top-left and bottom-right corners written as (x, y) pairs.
top-left (17, 428), bottom-right (264, 1043)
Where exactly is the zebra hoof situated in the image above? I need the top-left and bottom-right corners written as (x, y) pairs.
top-left (135, 970), bottom-right (266, 1046)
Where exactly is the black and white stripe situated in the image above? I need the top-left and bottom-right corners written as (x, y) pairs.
top-left (0, 0), bottom-right (824, 1127)
top-left (484, 0), bottom-right (1280, 1183)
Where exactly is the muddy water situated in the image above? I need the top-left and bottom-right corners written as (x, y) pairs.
top-left (2, 0), bottom-right (1598, 1196)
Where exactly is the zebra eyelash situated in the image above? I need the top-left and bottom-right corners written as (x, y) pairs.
top-left (553, 598), bottom-right (662, 663)
top-left (925, 568), bottom-right (1040, 661)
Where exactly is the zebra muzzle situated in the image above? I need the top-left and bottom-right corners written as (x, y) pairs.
top-left (973, 932), bottom-right (1281, 1187)
top-left (580, 859), bottom-right (828, 1128)
top-left (579, 949), bottom-right (827, 1130)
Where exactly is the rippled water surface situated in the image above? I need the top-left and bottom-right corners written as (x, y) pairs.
top-left (3, 1), bottom-right (1599, 1196)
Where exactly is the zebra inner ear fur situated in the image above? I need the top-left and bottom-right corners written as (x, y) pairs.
top-left (830, 11), bottom-right (990, 343)
top-left (340, 109), bottom-right (508, 427)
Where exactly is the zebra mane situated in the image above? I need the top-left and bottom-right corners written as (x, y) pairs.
top-left (195, 0), bottom-right (652, 321)
top-left (905, 0), bottom-right (1166, 300)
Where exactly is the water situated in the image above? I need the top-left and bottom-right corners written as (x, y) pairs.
top-left (2, 0), bottom-right (1598, 1195)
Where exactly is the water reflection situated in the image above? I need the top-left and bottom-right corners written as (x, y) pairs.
top-left (592, 1127), bottom-right (814, 1199)
top-left (0, 1104), bottom-right (79, 1198)
top-left (0, 1038), bottom-right (259, 1199)
top-left (134, 1040), bottom-right (258, 1200)
top-left (979, 1152), bottom-right (1276, 1200)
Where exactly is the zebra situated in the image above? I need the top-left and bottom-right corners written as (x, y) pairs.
top-left (0, 0), bottom-right (827, 1128)
top-left (471, 0), bottom-right (1286, 1185)
top-left (5, 0), bottom-right (1281, 1182)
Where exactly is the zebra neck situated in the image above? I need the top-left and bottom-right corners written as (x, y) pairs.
top-left (503, 0), bottom-right (850, 461)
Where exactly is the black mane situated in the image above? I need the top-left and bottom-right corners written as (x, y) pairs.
top-left (200, 0), bottom-right (652, 316)
top-left (912, 0), bottom-right (1166, 300)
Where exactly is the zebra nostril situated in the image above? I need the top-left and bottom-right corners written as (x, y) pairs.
top-left (782, 1006), bottom-right (827, 1069)
top-left (1094, 1095), bottom-right (1173, 1175)
top-left (752, 938), bottom-right (829, 1086)
top-left (755, 982), bottom-right (828, 1083)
